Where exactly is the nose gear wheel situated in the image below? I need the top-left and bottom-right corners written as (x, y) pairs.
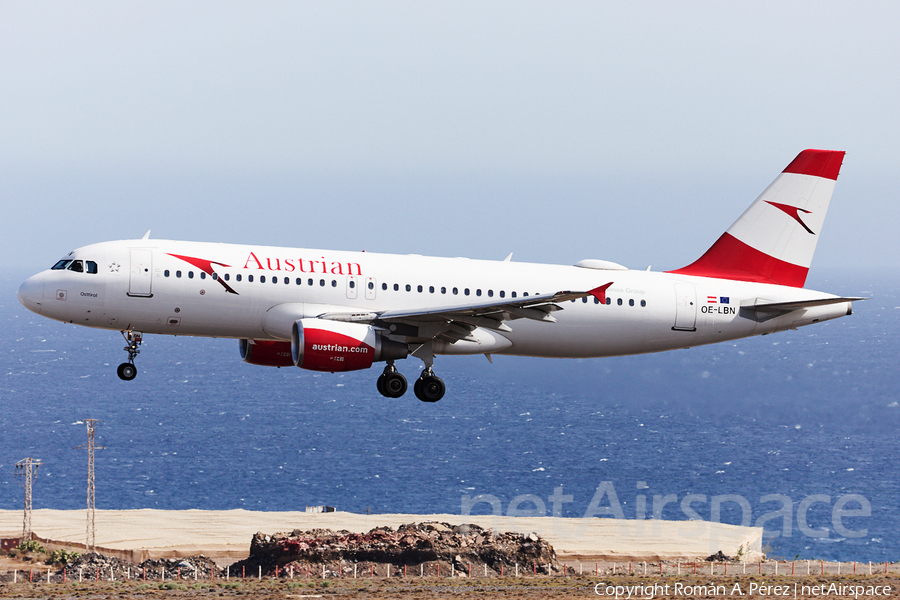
top-left (117, 331), bottom-right (142, 381)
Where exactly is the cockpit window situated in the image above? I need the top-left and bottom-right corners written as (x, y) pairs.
top-left (86, 261), bottom-right (98, 274)
top-left (67, 260), bottom-right (84, 273)
top-left (51, 260), bottom-right (72, 270)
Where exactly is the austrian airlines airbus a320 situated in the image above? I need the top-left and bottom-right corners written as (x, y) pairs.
top-left (18, 150), bottom-right (861, 402)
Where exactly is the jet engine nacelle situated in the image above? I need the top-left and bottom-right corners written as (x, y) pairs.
top-left (239, 339), bottom-right (294, 367)
top-left (292, 319), bottom-right (407, 372)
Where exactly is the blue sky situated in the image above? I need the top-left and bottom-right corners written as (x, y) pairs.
top-left (2, 2), bottom-right (897, 273)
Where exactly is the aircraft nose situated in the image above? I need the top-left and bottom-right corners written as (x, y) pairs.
top-left (18, 275), bottom-right (44, 315)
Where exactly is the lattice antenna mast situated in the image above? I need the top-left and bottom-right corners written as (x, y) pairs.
top-left (75, 419), bottom-right (104, 553)
top-left (15, 458), bottom-right (41, 542)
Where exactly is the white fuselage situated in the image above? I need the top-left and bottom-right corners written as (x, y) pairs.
top-left (18, 238), bottom-right (852, 359)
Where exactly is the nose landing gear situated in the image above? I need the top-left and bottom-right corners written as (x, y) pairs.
top-left (117, 330), bottom-right (142, 381)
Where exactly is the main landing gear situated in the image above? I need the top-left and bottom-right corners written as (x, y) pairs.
top-left (377, 362), bottom-right (407, 398)
top-left (414, 367), bottom-right (445, 402)
top-left (117, 330), bottom-right (142, 381)
top-left (376, 363), bottom-right (445, 402)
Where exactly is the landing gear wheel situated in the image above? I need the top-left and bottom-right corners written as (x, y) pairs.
top-left (382, 372), bottom-right (408, 398)
top-left (117, 362), bottom-right (137, 381)
top-left (414, 371), bottom-right (445, 402)
top-left (378, 362), bottom-right (408, 398)
top-left (119, 330), bottom-right (143, 382)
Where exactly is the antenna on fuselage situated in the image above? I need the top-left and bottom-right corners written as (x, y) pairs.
top-left (141, 230), bottom-right (151, 240)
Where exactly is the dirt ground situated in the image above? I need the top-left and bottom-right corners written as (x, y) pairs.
top-left (0, 574), bottom-right (897, 599)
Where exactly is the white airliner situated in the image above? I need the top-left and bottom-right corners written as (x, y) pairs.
top-left (18, 150), bottom-right (861, 402)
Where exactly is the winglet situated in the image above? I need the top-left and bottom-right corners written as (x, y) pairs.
top-left (589, 282), bottom-right (614, 304)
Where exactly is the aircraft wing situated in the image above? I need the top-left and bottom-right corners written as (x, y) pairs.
top-left (318, 283), bottom-right (613, 343)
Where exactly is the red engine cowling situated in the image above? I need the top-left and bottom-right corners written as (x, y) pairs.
top-left (291, 319), bottom-right (407, 372)
top-left (239, 339), bottom-right (294, 367)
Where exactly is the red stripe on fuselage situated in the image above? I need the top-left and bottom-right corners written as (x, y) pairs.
top-left (782, 149), bottom-right (845, 181)
top-left (667, 233), bottom-right (808, 287)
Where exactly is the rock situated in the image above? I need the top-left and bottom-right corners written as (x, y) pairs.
top-left (231, 521), bottom-right (561, 577)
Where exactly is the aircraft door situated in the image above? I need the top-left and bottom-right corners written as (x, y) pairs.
top-left (346, 275), bottom-right (358, 300)
top-left (128, 249), bottom-right (153, 297)
top-left (672, 283), bottom-right (697, 331)
top-left (365, 277), bottom-right (377, 300)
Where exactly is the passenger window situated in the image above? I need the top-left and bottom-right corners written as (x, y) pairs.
top-left (200, 272), bottom-right (206, 279)
top-left (368, 282), bottom-right (374, 290)
top-left (224, 274), bottom-right (230, 281)
top-left (441, 287), bottom-right (446, 294)
top-left (428, 286), bottom-right (434, 293)
top-left (394, 284), bottom-right (399, 291)
top-left (86, 261), bottom-right (98, 274)
top-left (629, 299), bottom-right (634, 306)
top-left (488, 290), bottom-right (493, 297)
top-left (476, 289), bottom-right (482, 297)
top-left (405, 284), bottom-right (411, 292)
top-left (260, 275), bottom-right (266, 283)
top-left (296, 278), bottom-right (302, 285)
top-left (308, 279), bottom-right (313, 286)
top-left (641, 299), bottom-right (647, 307)
top-left (51, 260), bottom-right (72, 270)
top-left (320, 279), bottom-right (325, 286)
top-left (248, 275), bottom-right (253, 282)
top-left (382, 283), bottom-right (387, 290)
top-left (417, 285), bottom-right (423, 293)
top-left (465, 288), bottom-right (470, 296)
top-left (606, 298), bottom-right (611, 305)
top-left (453, 287), bottom-right (458, 295)
top-left (68, 260), bottom-right (84, 273)
top-left (511, 291), bottom-right (516, 298)
top-left (583, 297), bottom-right (588, 303)
top-left (164, 270), bottom-right (170, 277)
top-left (594, 297), bottom-right (599, 304)
top-left (177, 270), bottom-right (182, 278)
top-left (349, 281), bottom-right (355, 288)
top-left (188, 271), bottom-right (194, 279)
top-left (331, 280), bottom-right (337, 287)
top-left (499, 291), bottom-right (505, 298)
top-left (212, 273), bottom-right (218, 280)
top-left (236, 274), bottom-right (241, 282)
top-left (617, 298), bottom-right (623, 306)
top-left (523, 292), bottom-right (529, 297)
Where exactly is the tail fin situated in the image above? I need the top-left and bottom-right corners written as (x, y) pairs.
top-left (668, 149), bottom-right (845, 288)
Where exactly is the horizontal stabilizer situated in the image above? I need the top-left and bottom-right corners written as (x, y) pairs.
top-left (741, 297), bottom-right (865, 314)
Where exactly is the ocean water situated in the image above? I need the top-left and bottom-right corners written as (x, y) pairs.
top-left (1, 267), bottom-right (897, 562)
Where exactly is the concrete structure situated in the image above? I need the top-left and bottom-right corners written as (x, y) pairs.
top-left (0, 509), bottom-right (763, 565)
